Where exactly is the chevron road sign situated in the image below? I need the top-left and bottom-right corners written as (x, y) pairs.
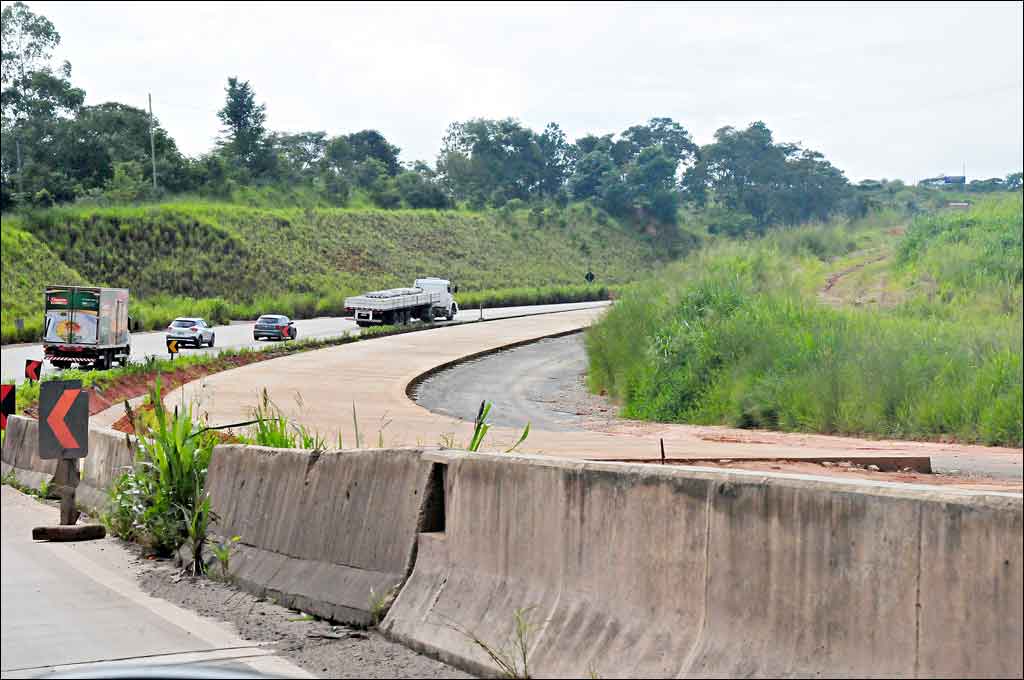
top-left (39, 380), bottom-right (89, 459)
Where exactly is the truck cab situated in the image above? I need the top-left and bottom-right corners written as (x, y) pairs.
top-left (414, 277), bottom-right (455, 312)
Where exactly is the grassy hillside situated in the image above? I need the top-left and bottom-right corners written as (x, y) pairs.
top-left (586, 194), bottom-right (1023, 446)
top-left (2, 201), bottom-right (663, 342)
top-left (1, 217), bottom-right (86, 337)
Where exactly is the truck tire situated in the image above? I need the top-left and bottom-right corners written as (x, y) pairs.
top-left (446, 303), bottom-right (456, 321)
top-left (419, 307), bottom-right (433, 323)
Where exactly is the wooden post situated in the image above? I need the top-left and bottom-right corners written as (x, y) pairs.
top-left (52, 458), bottom-right (81, 526)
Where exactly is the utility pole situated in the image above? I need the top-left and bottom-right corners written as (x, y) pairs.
top-left (148, 93), bottom-right (158, 191)
top-left (15, 137), bottom-right (23, 195)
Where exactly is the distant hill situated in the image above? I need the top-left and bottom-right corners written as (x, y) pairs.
top-left (1, 201), bottom-right (666, 342)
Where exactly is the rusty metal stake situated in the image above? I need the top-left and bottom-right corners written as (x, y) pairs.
top-left (660, 438), bottom-right (666, 465)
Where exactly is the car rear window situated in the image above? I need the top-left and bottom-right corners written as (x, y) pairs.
top-left (258, 316), bottom-right (282, 324)
top-left (171, 319), bottom-right (195, 328)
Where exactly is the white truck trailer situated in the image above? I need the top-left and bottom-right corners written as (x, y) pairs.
top-left (344, 277), bottom-right (459, 327)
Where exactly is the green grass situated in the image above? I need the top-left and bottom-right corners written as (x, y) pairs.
top-left (586, 195), bottom-right (1023, 447)
top-left (2, 200), bottom-right (663, 343)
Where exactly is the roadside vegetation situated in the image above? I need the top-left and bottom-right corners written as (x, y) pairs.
top-left (587, 195), bottom-right (1023, 447)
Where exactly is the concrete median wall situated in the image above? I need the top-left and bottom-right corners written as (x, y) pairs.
top-left (1, 415), bottom-right (57, 491)
top-left (1, 414), bottom-right (134, 515)
top-left (204, 444), bottom-right (435, 625)
top-left (382, 451), bottom-right (1024, 678)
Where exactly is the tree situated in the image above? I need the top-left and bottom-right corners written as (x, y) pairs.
top-left (346, 130), bottom-right (401, 176)
top-left (396, 163), bottom-right (451, 209)
top-left (270, 130), bottom-right (326, 183)
top-left (216, 77), bottom-right (268, 174)
top-left (1006, 172), bottom-right (1023, 192)
top-left (1, 1), bottom-right (84, 205)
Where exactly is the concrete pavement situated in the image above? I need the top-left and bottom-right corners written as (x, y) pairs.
top-left (0, 486), bottom-right (311, 679)
top-left (154, 306), bottom-right (1022, 476)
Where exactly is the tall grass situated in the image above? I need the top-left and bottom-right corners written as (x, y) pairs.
top-left (587, 196), bottom-right (1023, 447)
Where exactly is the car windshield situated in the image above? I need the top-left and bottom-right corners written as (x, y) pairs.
top-left (171, 319), bottom-right (196, 328)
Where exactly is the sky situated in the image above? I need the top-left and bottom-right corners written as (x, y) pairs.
top-left (14, 0), bottom-right (1024, 182)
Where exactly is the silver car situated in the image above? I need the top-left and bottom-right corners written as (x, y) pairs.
top-left (166, 317), bottom-right (215, 348)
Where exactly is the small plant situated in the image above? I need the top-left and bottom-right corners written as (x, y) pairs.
top-left (467, 401), bottom-right (531, 453)
top-left (352, 402), bottom-right (362, 448)
top-left (368, 583), bottom-right (400, 626)
top-left (210, 535), bottom-right (241, 581)
top-left (448, 606), bottom-right (537, 679)
top-left (467, 401), bottom-right (492, 452)
top-left (179, 491), bottom-right (214, 576)
top-left (439, 432), bottom-right (457, 448)
top-left (37, 478), bottom-right (51, 499)
top-left (376, 413), bottom-right (392, 448)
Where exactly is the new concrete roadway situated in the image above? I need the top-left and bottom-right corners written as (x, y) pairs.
top-left (0, 301), bottom-right (610, 384)
top-left (146, 305), bottom-right (1021, 490)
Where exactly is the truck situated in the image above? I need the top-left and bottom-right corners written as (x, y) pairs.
top-left (344, 277), bottom-right (459, 327)
top-left (43, 285), bottom-right (131, 370)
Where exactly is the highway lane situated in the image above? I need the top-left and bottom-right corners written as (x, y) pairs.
top-left (0, 300), bottom-right (610, 384)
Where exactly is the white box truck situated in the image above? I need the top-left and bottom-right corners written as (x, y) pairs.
top-left (43, 285), bottom-right (131, 370)
top-left (344, 277), bottom-right (459, 327)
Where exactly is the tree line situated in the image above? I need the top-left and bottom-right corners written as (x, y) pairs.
top-left (2, 2), bottom-right (1020, 238)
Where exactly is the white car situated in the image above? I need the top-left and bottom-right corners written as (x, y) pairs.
top-left (166, 317), bottom-right (215, 348)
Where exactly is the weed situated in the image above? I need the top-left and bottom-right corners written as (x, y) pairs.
top-left (368, 584), bottom-right (400, 626)
top-left (447, 606), bottom-right (537, 679)
top-left (352, 402), bottom-right (362, 448)
top-left (210, 535), bottom-right (241, 582)
top-left (102, 380), bottom-right (217, 556)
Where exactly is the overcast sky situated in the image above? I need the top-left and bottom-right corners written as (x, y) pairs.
top-left (18, 1), bottom-right (1024, 182)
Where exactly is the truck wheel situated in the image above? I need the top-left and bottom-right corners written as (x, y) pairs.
top-left (446, 304), bottom-right (456, 321)
top-left (419, 307), bottom-right (433, 323)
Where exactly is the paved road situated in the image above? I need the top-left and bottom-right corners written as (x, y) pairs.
top-left (415, 333), bottom-right (1024, 482)
top-left (0, 301), bottom-right (610, 384)
top-left (139, 306), bottom-right (1024, 491)
top-left (0, 486), bottom-right (310, 678)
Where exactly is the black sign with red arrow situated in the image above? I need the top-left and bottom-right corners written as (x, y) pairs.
top-left (1, 384), bottom-right (13, 431)
top-left (39, 380), bottom-right (89, 459)
top-left (25, 359), bottom-right (42, 382)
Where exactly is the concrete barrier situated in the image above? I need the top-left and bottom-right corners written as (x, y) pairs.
top-left (382, 451), bottom-right (1023, 678)
top-left (204, 444), bottom-right (437, 625)
top-left (1, 414), bottom-right (134, 515)
top-left (1, 415), bottom-right (57, 491)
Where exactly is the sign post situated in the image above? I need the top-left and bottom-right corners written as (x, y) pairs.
top-left (33, 379), bottom-right (104, 540)
top-left (585, 270), bottom-right (595, 284)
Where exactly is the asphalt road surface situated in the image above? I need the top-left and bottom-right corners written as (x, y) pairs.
top-left (0, 486), bottom-right (310, 679)
top-left (0, 301), bottom-right (610, 384)
top-left (414, 333), bottom-right (1024, 482)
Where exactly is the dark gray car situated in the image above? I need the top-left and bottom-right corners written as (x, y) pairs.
top-left (253, 314), bottom-right (296, 341)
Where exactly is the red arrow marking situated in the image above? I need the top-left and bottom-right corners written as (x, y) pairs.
top-left (25, 360), bottom-right (41, 381)
top-left (47, 388), bottom-right (81, 449)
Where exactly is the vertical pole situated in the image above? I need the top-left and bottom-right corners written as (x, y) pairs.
top-left (479, 301), bottom-right (483, 321)
top-left (660, 438), bottom-right (666, 465)
top-left (149, 93), bottom-right (158, 191)
top-left (15, 137), bottom-right (23, 195)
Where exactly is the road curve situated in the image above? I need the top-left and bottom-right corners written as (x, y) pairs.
top-left (156, 306), bottom-right (1023, 482)
top-left (0, 301), bottom-right (609, 384)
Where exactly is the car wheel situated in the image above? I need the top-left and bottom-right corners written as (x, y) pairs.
top-left (208, 333), bottom-right (215, 347)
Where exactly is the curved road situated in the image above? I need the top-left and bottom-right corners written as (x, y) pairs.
top-left (414, 333), bottom-right (1024, 482)
top-left (0, 301), bottom-right (609, 384)
top-left (134, 306), bottom-right (1022, 491)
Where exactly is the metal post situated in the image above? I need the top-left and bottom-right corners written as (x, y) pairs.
top-left (660, 438), bottom-right (666, 465)
top-left (479, 301), bottom-right (483, 321)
